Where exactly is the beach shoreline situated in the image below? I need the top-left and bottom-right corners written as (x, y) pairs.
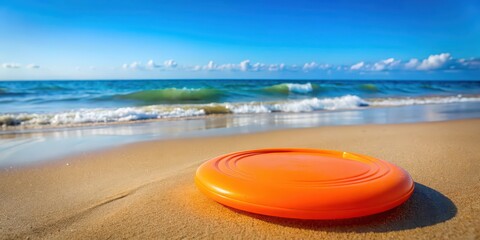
top-left (1, 119), bottom-right (479, 239)
top-left (3, 101), bottom-right (480, 168)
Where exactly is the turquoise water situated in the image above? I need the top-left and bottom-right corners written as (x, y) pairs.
top-left (1, 80), bottom-right (479, 127)
top-left (1, 102), bottom-right (480, 167)
top-left (1, 79), bottom-right (480, 166)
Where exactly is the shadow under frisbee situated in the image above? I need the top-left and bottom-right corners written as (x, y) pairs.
top-left (227, 183), bottom-right (457, 232)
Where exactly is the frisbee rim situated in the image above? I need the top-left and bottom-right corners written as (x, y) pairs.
top-left (195, 148), bottom-right (415, 219)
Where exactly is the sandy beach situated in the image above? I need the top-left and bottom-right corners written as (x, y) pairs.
top-left (1, 119), bottom-right (479, 239)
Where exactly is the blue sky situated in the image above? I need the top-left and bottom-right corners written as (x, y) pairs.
top-left (0, 0), bottom-right (479, 80)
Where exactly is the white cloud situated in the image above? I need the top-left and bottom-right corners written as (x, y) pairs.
top-left (289, 64), bottom-right (301, 71)
top-left (251, 62), bottom-right (266, 71)
top-left (118, 53), bottom-right (478, 75)
top-left (196, 60), bottom-right (261, 72)
top-left (239, 60), bottom-right (250, 71)
top-left (345, 53), bottom-right (478, 72)
top-left (372, 64), bottom-right (384, 71)
top-left (204, 61), bottom-right (217, 71)
top-left (26, 64), bottom-right (40, 69)
top-left (181, 60), bottom-right (266, 72)
top-left (269, 63), bottom-right (286, 72)
top-left (217, 63), bottom-right (236, 71)
top-left (417, 53), bottom-right (451, 70)
top-left (146, 60), bottom-right (161, 68)
top-left (130, 62), bottom-right (142, 70)
top-left (303, 62), bottom-right (318, 71)
top-left (405, 58), bottom-right (419, 69)
top-left (383, 58), bottom-right (395, 64)
top-left (2, 63), bottom-right (21, 69)
top-left (320, 64), bottom-right (332, 70)
top-left (125, 59), bottom-right (178, 70)
top-left (122, 61), bottom-right (143, 70)
top-left (457, 58), bottom-right (480, 69)
top-left (192, 65), bottom-right (202, 71)
top-left (164, 59), bottom-right (177, 68)
top-left (350, 61), bottom-right (365, 70)
top-left (372, 58), bottom-right (400, 71)
top-left (303, 62), bottom-right (332, 72)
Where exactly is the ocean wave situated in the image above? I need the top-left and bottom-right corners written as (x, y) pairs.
top-left (117, 88), bottom-right (223, 103)
top-left (263, 83), bottom-right (317, 94)
top-left (226, 95), bottom-right (367, 113)
top-left (0, 95), bottom-right (366, 127)
top-left (0, 90), bottom-right (27, 97)
top-left (29, 85), bottom-right (71, 91)
top-left (358, 83), bottom-right (380, 92)
top-left (420, 84), bottom-right (446, 92)
top-left (2, 94), bottom-right (480, 127)
top-left (0, 107), bottom-right (206, 126)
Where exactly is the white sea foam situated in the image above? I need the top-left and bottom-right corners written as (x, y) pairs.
top-left (226, 95), bottom-right (366, 113)
top-left (2, 95), bottom-right (480, 127)
top-left (0, 107), bottom-right (205, 127)
top-left (368, 95), bottom-right (480, 106)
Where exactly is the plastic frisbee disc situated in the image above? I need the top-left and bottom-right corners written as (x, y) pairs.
top-left (195, 149), bottom-right (414, 219)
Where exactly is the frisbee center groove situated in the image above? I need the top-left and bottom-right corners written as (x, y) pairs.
top-left (213, 150), bottom-right (391, 186)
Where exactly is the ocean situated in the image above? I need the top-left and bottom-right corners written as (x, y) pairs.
top-left (1, 79), bottom-right (480, 166)
top-left (1, 80), bottom-right (480, 127)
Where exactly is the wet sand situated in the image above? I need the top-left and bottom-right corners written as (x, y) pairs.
top-left (1, 119), bottom-right (479, 239)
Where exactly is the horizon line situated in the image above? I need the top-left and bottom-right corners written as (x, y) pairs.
top-left (1, 78), bottom-right (480, 82)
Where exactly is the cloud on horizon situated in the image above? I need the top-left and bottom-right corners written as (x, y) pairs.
top-left (4, 53), bottom-right (477, 77)
top-left (117, 54), bottom-right (480, 75)
top-left (26, 64), bottom-right (40, 69)
top-left (350, 62), bottom-right (365, 70)
top-left (122, 61), bottom-right (143, 70)
top-left (348, 53), bottom-right (480, 72)
top-left (124, 59), bottom-right (179, 70)
top-left (2, 63), bottom-right (21, 69)
top-left (1, 63), bottom-right (40, 69)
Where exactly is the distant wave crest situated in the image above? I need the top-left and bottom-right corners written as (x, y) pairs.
top-left (358, 83), bottom-right (380, 92)
top-left (263, 83), bottom-right (317, 94)
top-left (118, 88), bottom-right (223, 103)
top-left (368, 94), bottom-right (480, 106)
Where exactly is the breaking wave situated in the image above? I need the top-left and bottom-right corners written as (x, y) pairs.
top-left (2, 94), bottom-right (480, 127)
top-left (263, 83), bottom-right (317, 94)
top-left (117, 88), bottom-right (224, 103)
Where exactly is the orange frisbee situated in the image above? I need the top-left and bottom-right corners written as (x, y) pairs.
top-left (195, 148), bottom-right (414, 219)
